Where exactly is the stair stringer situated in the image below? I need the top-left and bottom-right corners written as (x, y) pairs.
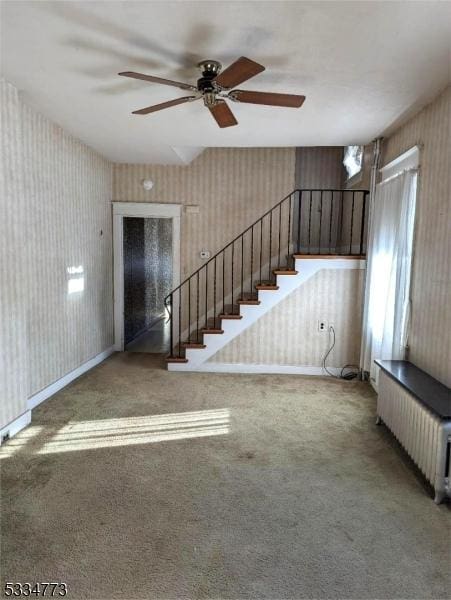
top-left (167, 258), bottom-right (365, 371)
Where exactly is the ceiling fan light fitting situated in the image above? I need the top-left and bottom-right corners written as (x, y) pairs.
top-left (203, 92), bottom-right (218, 108)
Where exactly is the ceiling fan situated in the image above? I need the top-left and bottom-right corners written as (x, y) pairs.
top-left (118, 56), bottom-right (305, 128)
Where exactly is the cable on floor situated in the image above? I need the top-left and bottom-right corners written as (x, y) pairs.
top-left (322, 325), bottom-right (360, 380)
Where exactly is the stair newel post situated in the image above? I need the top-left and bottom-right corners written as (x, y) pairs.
top-left (268, 210), bottom-right (273, 279)
top-left (259, 220), bottom-right (263, 285)
top-left (277, 203), bottom-right (282, 268)
top-left (250, 225), bottom-right (254, 294)
top-left (188, 278), bottom-right (191, 344)
top-left (349, 191), bottom-right (355, 255)
top-left (196, 271), bottom-right (200, 343)
top-left (287, 193), bottom-right (292, 260)
top-left (338, 191), bottom-right (344, 256)
top-left (308, 190), bottom-right (313, 254)
top-left (168, 293), bottom-right (174, 358)
top-left (318, 190), bottom-right (323, 254)
top-left (178, 286), bottom-right (182, 358)
top-left (241, 235), bottom-right (244, 303)
top-left (359, 191), bottom-right (368, 255)
top-left (205, 263), bottom-right (208, 330)
top-left (213, 256), bottom-right (217, 325)
top-left (231, 242), bottom-right (234, 310)
top-left (297, 190), bottom-right (302, 253)
top-left (222, 252), bottom-right (225, 315)
top-left (328, 190), bottom-right (334, 254)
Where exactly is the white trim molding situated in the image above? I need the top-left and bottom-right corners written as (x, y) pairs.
top-left (0, 411), bottom-right (32, 445)
top-left (380, 145), bottom-right (420, 182)
top-left (28, 346), bottom-right (115, 410)
top-left (189, 363), bottom-right (341, 376)
top-left (112, 202), bottom-right (182, 351)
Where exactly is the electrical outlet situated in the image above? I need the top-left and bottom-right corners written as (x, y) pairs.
top-left (318, 320), bottom-right (328, 333)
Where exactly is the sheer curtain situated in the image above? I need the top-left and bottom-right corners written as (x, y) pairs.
top-left (361, 168), bottom-right (417, 385)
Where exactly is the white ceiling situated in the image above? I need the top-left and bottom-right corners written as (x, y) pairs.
top-left (1, 1), bottom-right (450, 164)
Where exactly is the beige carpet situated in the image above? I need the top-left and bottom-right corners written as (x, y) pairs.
top-left (1, 353), bottom-right (449, 599)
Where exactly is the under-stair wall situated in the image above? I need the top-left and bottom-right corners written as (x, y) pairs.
top-left (207, 266), bottom-right (364, 373)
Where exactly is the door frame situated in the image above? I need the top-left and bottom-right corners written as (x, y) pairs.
top-left (112, 202), bottom-right (182, 351)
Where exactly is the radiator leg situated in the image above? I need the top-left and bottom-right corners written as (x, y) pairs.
top-left (434, 490), bottom-right (445, 505)
top-left (375, 415), bottom-right (382, 425)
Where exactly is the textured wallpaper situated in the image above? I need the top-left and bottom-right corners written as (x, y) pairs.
top-left (0, 80), bottom-right (28, 427)
top-left (382, 86), bottom-right (450, 387)
top-left (114, 148), bottom-right (296, 278)
top-left (1, 78), bottom-right (114, 427)
top-left (209, 268), bottom-right (364, 367)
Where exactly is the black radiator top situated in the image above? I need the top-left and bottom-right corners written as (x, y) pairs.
top-left (375, 359), bottom-right (451, 419)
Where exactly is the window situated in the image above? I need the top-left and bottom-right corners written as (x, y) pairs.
top-left (361, 145), bottom-right (420, 387)
top-left (343, 145), bottom-right (363, 180)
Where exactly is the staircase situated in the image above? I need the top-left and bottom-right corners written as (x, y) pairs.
top-left (165, 188), bottom-right (369, 370)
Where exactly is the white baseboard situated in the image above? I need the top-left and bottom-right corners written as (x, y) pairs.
top-left (190, 362), bottom-right (341, 376)
top-left (27, 346), bottom-right (115, 410)
top-left (0, 410), bottom-right (32, 445)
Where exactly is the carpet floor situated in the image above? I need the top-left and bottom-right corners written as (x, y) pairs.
top-left (1, 353), bottom-right (449, 599)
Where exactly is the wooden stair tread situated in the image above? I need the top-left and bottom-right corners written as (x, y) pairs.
top-left (219, 304), bottom-right (242, 319)
top-left (182, 342), bottom-right (206, 349)
top-left (255, 283), bottom-right (279, 290)
top-left (201, 319), bottom-right (224, 334)
top-left (166, 356), bottom-right (188, 363)
top-left (237, 292), bottom-right (260, 304)
top-left (238, 299), bottom-right (261, 305)
top-left (273, 269), bottom-right (298, 275)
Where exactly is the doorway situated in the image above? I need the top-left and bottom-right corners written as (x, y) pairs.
top-left (113, 203), bottom-right (181, 353)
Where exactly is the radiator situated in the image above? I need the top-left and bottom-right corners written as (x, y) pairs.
top-left (377, 371), bottom-right (451, 503)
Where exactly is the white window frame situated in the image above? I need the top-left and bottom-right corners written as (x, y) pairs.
top-left (380, 145), bottom-right (420, 182)
top-left (112, 202), bottom-right (182, 351)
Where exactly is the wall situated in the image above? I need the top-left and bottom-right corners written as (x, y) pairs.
top-left (382, 85), bottom-right (450, 386)
top-left (295, 146), bottom-right (345, 189)
top-left (0, 80), bottom-right (28, 428)
top-left (209, 268), bottom-right (364, 368)
top-left (114, 148), bottom-right (296, 279)
top-left (0, 78), bottom-right (114, 429)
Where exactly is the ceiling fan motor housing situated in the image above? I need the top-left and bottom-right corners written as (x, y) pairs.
top-left (197, 60), bottom-right (223, 106)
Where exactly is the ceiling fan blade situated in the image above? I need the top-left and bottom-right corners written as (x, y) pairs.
top-left (208, 101), bottom-right (238, 128)
top-left (214, 57), bottom-right (265, 89)
top-left (132, 96), bottom-right (198, 115)
top-left (229, 90), bottom-right (305, 108)
top-left (119, 71), bottom-right (197, 92)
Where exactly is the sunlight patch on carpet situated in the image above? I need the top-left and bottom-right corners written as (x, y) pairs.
top-left (37, 409), bottom-right (230, 454)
